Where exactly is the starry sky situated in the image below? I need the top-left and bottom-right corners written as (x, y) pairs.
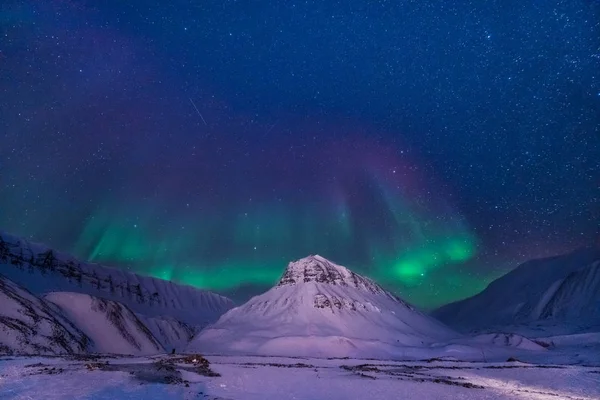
top-left (1, 0), bottom-right (599, 309)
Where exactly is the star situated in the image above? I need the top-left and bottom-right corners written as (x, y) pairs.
top-left (0, 0), bottom-right (596, 310)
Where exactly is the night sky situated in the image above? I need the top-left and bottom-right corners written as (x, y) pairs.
top-left (1, 1), bottom-right (599, 309)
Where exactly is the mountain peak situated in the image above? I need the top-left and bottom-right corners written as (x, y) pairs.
top-left (276, 254), bottom-right (386, 295)
top-left (188, 255), bottom-right (457, 357)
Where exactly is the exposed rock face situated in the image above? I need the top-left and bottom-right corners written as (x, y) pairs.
top-left (0, 275), bottom-right (90, 355)
top-left (313, 294), bottom-right (381, 312)
top-left (278, 255), bottom-right (406, 306)
top-left (45, 292), bottom-right (164, 355)
top-left (278, 255), bottom-right (378, 289)
top-left (138, 315), bottom-right (196, 352)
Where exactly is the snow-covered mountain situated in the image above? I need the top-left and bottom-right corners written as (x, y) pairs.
top-left (0, 230), bottom-right (234, 354)
top-left (1, 273), bottom-right (169, 356)
top-left (45, 292), bottom-right (164, 355)
top-left (433, 247), bottom-right (600, 333)
top-left (0, 232), bottom-right (234, 329)
top-left (0, 275), bottom-right (90, 355)
top-left (187, 255), bottom-right (458, 358)
top-left (538, 261), bottom-right (600, 320)
top-left (139, 315), bottom-right (196, 352)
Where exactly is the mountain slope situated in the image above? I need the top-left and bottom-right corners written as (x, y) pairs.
top-left (187, 255), bottom-right (458, 358)
top-left (0, 275), bottom-right (90, 355)
top-left (139, 315), bottom-right (196, 352)
top-left (45, 292), bottom-right (164, 355)
top-left (538, 261), bottom-right (600, 320)
top-left (0, 232), bottom-right (233, 328)
top-left (433, 247), bottom-right (600, 332)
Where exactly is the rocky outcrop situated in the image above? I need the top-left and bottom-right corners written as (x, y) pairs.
top-left (277, 255), bottom-right (406, 305)
top-left (0, 275), bottom-right (90, 355)
top-left (45, 292), bottom-right (164, 355)
top-left (139, 315), bottom-right (196, 352)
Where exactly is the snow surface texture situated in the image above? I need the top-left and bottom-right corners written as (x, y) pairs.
top-left (0, 275), bottom-right (89, 355)
top-left (188, 255), bottom-right (460, 358)
top-left (0, 232), bottom-right (233, 329)
top-left (433, 247), bottom-right (600, 333)
top-left (1, 354), bottom-right (599, 400)
top-left (45, 292), bottom-right (164, 356)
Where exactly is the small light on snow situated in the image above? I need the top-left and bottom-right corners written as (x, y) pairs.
top-left (220, 384), bottom-right (227, 388)
top-left (192, 358), bottom-right (197, 363)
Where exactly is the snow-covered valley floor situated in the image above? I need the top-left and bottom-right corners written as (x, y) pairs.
top-left (1, 354), bottom-right (599, 400)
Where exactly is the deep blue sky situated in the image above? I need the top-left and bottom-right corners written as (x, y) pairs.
top-left (1, 0), bottom-right (599, 307)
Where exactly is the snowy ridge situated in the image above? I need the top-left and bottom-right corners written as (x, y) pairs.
top-left (0, 275), bottom-right (90, 355)
top-left (0, 232), bottom-right (234, 327)
top-left (45, 292), bottom-right (164, 355)
top-left (433, 247), bottom-right (600, 332)
top-left (278, 255), bottom-right (408, 304)
top-left (0, 272), bottom-right (184, 356)
top-left (188, 255), bottom-right (458, 358)
top-left (279, 255), bottom-right (396, 296)
top-left (538, 261), bottom-right (600, 320)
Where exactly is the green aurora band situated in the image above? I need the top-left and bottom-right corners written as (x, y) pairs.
top-left (72, 172), bottom-right (499, 309)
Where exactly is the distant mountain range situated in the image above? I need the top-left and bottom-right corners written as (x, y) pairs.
top-left (433, 247), bottom-right (600, 334)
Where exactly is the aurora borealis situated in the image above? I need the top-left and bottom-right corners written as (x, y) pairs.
top-left (66, 138), bottom-right (482, 307)
top-left (1, 1), bottom-right (599, 309)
